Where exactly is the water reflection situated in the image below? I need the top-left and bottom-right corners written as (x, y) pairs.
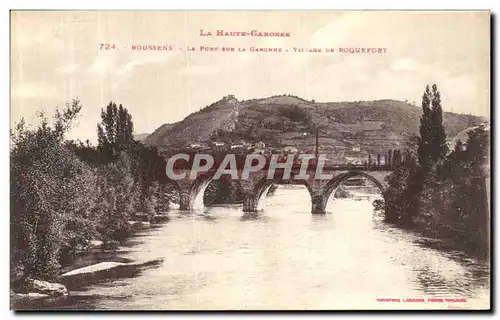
top-left (240, 212), bottom-right (261, 221)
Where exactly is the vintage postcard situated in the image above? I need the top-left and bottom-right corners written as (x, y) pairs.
top-left (10, 10), bottom-right (490, 310)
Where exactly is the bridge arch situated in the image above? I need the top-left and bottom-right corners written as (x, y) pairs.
top-left (321, 171), bottom-right (385, 213)
top-left (244, 176), bottom-right (314, 212)
top-left (169, 167), bottom-right (392, 214)
top-left (170, 173), bottom-right (245, 210)
top-left (203, 177), bottom-right (245, 206)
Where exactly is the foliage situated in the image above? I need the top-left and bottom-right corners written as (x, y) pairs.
top-left (11, 100), bottom-right (100, 280)
top-left (417, 84), bottom-right (448, 172)
top-left (93, 102), bottom-right (169, 214)
top-left (10, 99), bottom-right (172, 282)
top-left (334, 185), bottom-right (352, 199)
top-left (144, 182), bottom-right (171, 219)
top-left (94, 153), bottom-right (139, 241)
top-left (379, 84), bottom-right (489, 256)
top-left (97, 102), bottom-right (134, 161)
top-left (204, 179), bottom-right (245, 205)
top-left (381, 136), bottom-right (422, 224)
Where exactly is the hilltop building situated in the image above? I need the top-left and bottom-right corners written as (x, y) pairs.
top-left (222, 94), bottom-right (237, 103)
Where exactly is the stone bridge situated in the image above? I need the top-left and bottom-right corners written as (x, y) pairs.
top-left (168, 166), bottom-right (393, 214)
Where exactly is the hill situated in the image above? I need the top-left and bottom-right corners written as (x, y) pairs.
top-left (448, 123), bottom-right (490, 152)
top-left (144, 95), bottom-right (485, 161)
top-left (133, 133), bottom-right (150, 142)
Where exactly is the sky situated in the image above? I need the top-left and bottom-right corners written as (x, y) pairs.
top-left (11, 11), bottom-right (490, 142)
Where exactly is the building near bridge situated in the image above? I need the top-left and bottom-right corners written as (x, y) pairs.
top-left (283, 146), bottom-right (299, 154)
top-left (254, 141), bottom-right (266, 149)
top-left (344, 150), bottom-right (370, 165)
top-left (211, 141), bottom-right (226, 152)
top-left (251, 141), bottom-right (267, 154)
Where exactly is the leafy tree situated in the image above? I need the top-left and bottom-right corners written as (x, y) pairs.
top-left (445, 126), bottom-right (489, 251)
top-left (381, 136), bottom-right (422, 225)
top-left (65, 139), bottom-right (100, 165)
top-left (204, 179), bottom-right (245, 205)
top-left (430, 85), bottom-right (448, 162)
top-left (380, 84), bottom-right (490, 256)
top-left (418, 84), bottom-right (448, 172)
top-left (10, 98), bottom-right (174, 284)
top-left (97, 102), bottom-right (134, 161)
top-left (96, 101), bottom-right (168, 215)
top-left (94, 153), bottom-right (139, 242)
top-left (144, 181), bottom-right (171, 220)
top-left (11, 100), bottom-right (100, 280)
top-left (393, 150), bottom-right (401, 166)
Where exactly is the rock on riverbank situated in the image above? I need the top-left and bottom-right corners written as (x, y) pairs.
top-left (59, 258), bottom-right (164, 289)
top-left (11, 278), bottom-right (68, 305)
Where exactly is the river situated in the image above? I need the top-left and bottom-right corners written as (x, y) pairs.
top-left (34, 185), bottom-right (490, 310)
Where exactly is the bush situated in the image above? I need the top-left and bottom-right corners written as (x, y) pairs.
top-left (143, 181), bottom-right (171, 220)
top-left (334, 185), bottom-right (352, 198)
top-left (10, 99), bottom-right (174, 282)
top-left (94, 153), bottom-right (139, 241)
top-left (11, 101), bottom-right (100, 281)
top-left (379, 126), bottom-right (489, 256)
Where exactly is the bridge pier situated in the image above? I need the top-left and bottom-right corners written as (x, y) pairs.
top-left (174, 174), bottom-right (214, 211)
top-left (311, 195), bottom-right (327, 214)
top-left (242, 194), bottom-right (259, 213)
top-left (179, 192), bottom-right (194, 210)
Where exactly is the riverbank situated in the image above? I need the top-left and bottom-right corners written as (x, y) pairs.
top-left (402, 221), bottom-right (489, 261)
top-left (375, 211), bottom-right (490, 262)
top-left (10, 213), bottom-right (170, 310)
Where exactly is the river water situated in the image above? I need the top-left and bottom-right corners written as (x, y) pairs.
top-left (39, 185), bottom-right (490, 310)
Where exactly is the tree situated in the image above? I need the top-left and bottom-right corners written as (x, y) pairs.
top-left (96, 101), bottom-right (168, 214)
top-left (379, 84), bottom-right (489, 256)
top-left (381, 136), bottom-right (422, 225)
top-left (11, 100), bottom-right (100, 280)
top-left (418, 84), bottom-right (448, 172)
top-left (97, 102), bottom-right (134, 161)
top-left (94, 153), bottom-right (139, 242)
top-left (430, 85), bottom-right (448, 162)
top-left (418, 85), bottom-right (432, 169)
top-left (393, 150), bottom-right (401, 166)
top-left (65, 139), bottom-right (100, 165)
top-left (438, 125), bottom-right (490, 255)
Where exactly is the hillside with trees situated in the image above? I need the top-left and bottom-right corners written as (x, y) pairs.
top-left (144, 95), bottom-right (485, 158)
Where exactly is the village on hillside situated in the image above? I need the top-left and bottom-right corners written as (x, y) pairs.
top-left (181, 137), bottom-right (391, 166)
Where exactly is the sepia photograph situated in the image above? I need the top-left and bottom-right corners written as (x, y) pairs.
top-left (9, 10), bottom-right (491, 311)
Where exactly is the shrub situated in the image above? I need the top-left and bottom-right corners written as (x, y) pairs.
top-left (94, 153), bottom-right (139, 241)
top-left (11, 100), bottom-right (99, 281)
